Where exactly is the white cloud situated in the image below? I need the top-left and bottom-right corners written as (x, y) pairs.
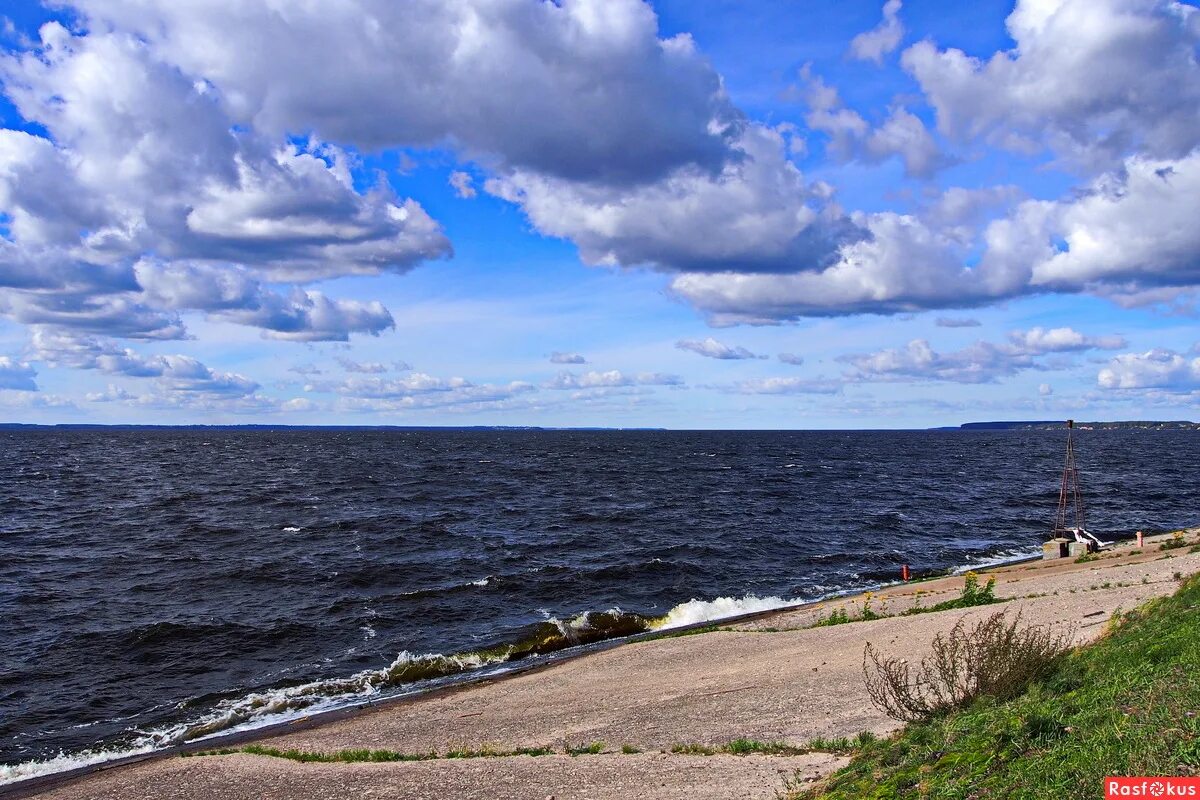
top-left (1028, 152), bottom-right (1200, 293)
top-left (675, 337), bottom-right (763, 360)
top-left (842, 327), bottom-right (1126, 383)
top-left (1008, 326), bottom-right (1126, 354)
top-left (30, 327), bottom-right (260, 397)
top-left (549, 351), bottom-right (587, 364)
top-left (849, 0), bottom-right (905, 64)
top-left (777, 353), bottom-right (805, 365)
top-left (1098, 348), bottom-right (1200, 391)
top-left (902, 0), bottom-right (1200, 170)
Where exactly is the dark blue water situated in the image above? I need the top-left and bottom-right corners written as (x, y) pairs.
top-left (1, 427), bottom-right (1195, 777)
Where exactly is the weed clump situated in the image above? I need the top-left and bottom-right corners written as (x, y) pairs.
top-left (863, 610), bottom-right (1072, 722)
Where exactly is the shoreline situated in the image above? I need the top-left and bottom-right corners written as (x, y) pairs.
top-left (5, 530), bottom-right (1194, 799)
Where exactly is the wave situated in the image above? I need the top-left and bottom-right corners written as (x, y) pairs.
top-left (653, 594), bottom-right (793, 629)
top-left (0, 745), bottom-right (155, 786)
top-left (7, 562), bottom-right (1038, 786)
top-left (0, 591), bottom-right (804, 785)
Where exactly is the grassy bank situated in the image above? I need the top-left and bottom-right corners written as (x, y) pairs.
top-left (791, 573), bottom-right (1200, 799)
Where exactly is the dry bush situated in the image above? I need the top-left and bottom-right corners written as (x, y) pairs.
top-left (863, 610), bottom-right (1073, 722)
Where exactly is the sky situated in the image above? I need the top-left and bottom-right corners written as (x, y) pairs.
top-left (0, 0), bottom-right (1198, 428)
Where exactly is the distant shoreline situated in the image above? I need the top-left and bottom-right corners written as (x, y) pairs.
top-left (1, 421), bottom-right (1195, 431)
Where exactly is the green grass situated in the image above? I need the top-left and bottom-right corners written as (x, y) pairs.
top-left (224, 743), bottom-right (555, 763)
top-left (726, 738), bottom-right (806, 755)
top-left (789, 572), bottom-right (1200, 799)
top-left (565, 741), bottom-right (605, 756)
top-left (638, 624), bottom-right (722, 642)
top-left (811, 608), bottom-right (853, 627)
top-left (669, 735), bottom-right (875, 758)
top-left (810, 574), bottom-right (1001, 629)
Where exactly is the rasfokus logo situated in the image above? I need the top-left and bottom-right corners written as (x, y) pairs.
top-left (1106, 778), bottom-right (1200, 798)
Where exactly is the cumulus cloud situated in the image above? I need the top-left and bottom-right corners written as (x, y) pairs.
top-left (842, 327), bottom-right (1126, 383)
top-left (0, 23), bottom-right (446, 339)
top-left (1027, 152), bottom-right (1200, 293)
top-left (549, 351), bottom-right (587, 364)
top-left (850, 0), bottom-right (905, 64)
top-left (486, 123), bottom-right (864, 274)
top-left (902, 0), bottom-right (1200, 170)
top-left (670, 210), bottom-right (980, 323)
top-left (1098, 348), bottom-right (1200, 391)
top-left (0, 355), bottom-right (37, 390)
top-left (778, 353), bottom-right (805, 365)
top-left (543, 370), bottom-right (683, 389)
top-left (675, 337), bottom-right (763, 360)
top-left (30, 327), bottom-right (260, 397)
top-left (63, 0), bottom-right (738, 186)
top-left (670, 145), bottom-right (1200, 324)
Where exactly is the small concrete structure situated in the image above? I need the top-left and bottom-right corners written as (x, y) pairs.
top-left (1043, 538), bottom-right (1070, 560)
top-left (1067, 541), bottom-right (1091, 559)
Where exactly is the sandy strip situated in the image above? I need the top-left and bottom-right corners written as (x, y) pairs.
top-left (16, 529), bottom-right (1200, 800)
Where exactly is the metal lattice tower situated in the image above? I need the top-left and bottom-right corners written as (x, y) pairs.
top-left (1053, 419), bottom-right (1086, 537)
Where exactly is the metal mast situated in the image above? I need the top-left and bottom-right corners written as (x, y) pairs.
top-left (1053, 419), bottom-right (1085, 536)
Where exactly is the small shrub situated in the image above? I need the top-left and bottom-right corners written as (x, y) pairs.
top-left (863, 610), bottom-right (1073, 722)
top-left (620, 744), bottom-right (641, 754)
top-left (1161, 531), bottom-right (1189, 551)
top-left (812, 608), bottom-right (851, 627)
top-left (566, 741), bottom-right (605, 756)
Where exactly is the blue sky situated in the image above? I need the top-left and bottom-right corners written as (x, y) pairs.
top-left (0, 0), bottom-right (1198, 427)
